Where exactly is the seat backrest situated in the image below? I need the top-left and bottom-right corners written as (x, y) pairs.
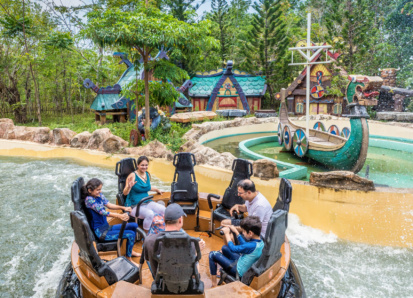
top-left (171, 153), bottom-right (198, 202)
top-left (241, 210), bottom-right (287, 285)
top-left (272, 178), bottom-right (292, 227)
top-left (153, 231), bottom-right (202, 294)
top-left (115, 158), bottom-right (137, 205)
top-left (70, 211), bottom-right (120, 285)
top-left (71, 177), bottom-right (90, 218)
top-left (221, 159), bottom-right (253, 209)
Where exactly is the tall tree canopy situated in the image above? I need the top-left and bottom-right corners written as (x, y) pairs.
top-left (84, 4), bottom-right (216, 137)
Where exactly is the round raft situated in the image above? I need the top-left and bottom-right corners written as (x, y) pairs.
top-left (57, 156), bottom-right (305, 298)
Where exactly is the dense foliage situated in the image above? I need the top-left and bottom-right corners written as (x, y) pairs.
top-left (0, 0), bottom-right (411, 135)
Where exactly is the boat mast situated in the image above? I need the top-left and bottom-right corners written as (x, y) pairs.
top-left (288, 13), bottom-right (332, 137)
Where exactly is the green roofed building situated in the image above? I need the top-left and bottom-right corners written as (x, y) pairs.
top-left (188, 61), bottom-right (266, 113)
top-left (84, 51), bottom-right (192, 124)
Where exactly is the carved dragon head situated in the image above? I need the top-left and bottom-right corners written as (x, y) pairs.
top-left (345, 75), bottom-right (383, 106)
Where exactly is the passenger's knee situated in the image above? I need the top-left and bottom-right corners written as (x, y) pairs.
top-left (221, 219), bottom-right (231, 226)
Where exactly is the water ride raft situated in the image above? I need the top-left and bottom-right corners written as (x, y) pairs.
top-left (57, 156), bottom-right (305, 297)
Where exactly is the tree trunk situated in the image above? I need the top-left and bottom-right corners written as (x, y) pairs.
top-left (144, 54), bottom-right (150, 140)
top-left (21, 0), bottom-right (41, 125)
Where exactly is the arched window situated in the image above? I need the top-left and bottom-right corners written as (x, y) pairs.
top-left (333, 103), bottom-right (342, 115)
top-left (296, 103), bottom-right (304, 114)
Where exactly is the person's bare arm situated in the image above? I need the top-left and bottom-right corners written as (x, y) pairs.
top-left (105, 202), bottom-right (132, 213)
top-left (229, 204), bottom-right (247, 215)
top-left (123, 173), bottom-right (136, 195)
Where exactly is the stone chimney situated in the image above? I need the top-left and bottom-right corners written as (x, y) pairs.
top-left (380, 68), bottom-right (404, 112)
top-left (380, 68), bottom-right (398, 87)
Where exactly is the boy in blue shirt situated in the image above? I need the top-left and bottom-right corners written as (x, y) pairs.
top-left (209, 216), bottom-right (264, 287)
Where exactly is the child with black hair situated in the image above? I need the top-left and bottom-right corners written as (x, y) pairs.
top-left (209, 216), bottom-right (264, 287)
top-left (82, 178), bottom-right (141, 260)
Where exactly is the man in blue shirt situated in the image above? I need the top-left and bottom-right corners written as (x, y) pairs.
top-left (209, 216), bottom-right (264, 287)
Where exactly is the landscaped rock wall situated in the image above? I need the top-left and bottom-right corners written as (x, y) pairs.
top-left (0, 118), bottom-right (128, 154)
top-left (179, 117), bottom-right (277, 170)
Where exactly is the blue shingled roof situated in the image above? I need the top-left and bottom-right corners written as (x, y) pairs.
top-left (90, 65), bottom-right (142, 111)
top-left (189, 76), bottom-right (221, 96)
top-left (236, 76), bottom-right (266, 96)
top-left (189, 75), bottom-right (265, 97)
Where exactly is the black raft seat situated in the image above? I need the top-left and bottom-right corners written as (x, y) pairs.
top-left (70, 211), bottom-right (140, 285)
top-left (115, 157), bottom-right (137, 206)
top-left (213, 158), bottom-right (253, 222)
top-left (71, 177), bottom-right (118, 252)
top-left (151, 231), bottom-right (204, 295)
top-left (170, 152), bottom-right (199, 216)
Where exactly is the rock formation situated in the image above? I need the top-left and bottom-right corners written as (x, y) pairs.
top-left (310, 171), bottom-right (375, 191)
top-left (253, 159), bottom-right (279, 180)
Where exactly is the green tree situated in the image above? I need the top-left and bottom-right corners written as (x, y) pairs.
top-left (164, 0), bottom-right (205, 22)
top-left (84, 4), bottom-right (216, 138)
top-left (244, 0), bottom-right (290, 107)
top-left (386, 0), bottom-right (413, 87)
top-left (322, 0), bottom-right (375, 73)
top-left (210, 0), bottom-right (230, 66)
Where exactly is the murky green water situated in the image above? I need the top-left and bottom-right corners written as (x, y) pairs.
top-left (0, 156), bottom-right (412, 297)
top-left (205, 136), bottom-right (413, 188)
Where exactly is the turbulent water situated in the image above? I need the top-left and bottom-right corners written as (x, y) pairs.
top-left (0, 156), bottom-right (412, 297)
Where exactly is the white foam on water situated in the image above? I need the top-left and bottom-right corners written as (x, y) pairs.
top-left (3, 242), bottom-right (38, 287)
top-left (286, 213), bottom-right (337, 248)
top-left (32, 239), bottom-right (72, 298)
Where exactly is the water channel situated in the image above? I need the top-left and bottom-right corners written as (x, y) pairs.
top-left (0, 156), bottom-right (412, 297)
top-left (204, 134), bottom-right (413, 188)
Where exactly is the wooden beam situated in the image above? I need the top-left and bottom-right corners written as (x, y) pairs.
top-left (381, 85), bottom-right (413, 97)
top-left (286, 73), bottom-right (306, 93)
top-left (292, 89), bottom-right (307, 95)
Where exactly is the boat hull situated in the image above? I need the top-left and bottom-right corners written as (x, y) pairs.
top-left (306, 117), bottom-right (369, 173)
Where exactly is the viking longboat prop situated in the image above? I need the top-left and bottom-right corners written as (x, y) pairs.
top-left (278, 75), bottom-right (383, 173)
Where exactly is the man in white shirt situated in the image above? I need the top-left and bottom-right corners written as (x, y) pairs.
top-left (221, 179), bottom-right (273, 238)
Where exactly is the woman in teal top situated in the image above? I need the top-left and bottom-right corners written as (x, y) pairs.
top-left (123, 156), bottom-right (165, 230)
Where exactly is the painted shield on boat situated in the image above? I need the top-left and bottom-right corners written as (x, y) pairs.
top-left (283, 125), bottom-right (293, 151)
top-left (293, 128), bottom-right (308, 158)
top-left (278, 123), bottom-right (283, 145)
top-left (341, 127), bottom-right (351, 139)
top-left (313, 121), bottom-right (326, 132)
top-left (327, 125), bottom-right (340, 136)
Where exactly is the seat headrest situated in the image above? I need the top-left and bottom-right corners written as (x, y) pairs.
top-left (173, 153), bottom-right (196, 171)
top-left (71, 177), bottom-right (85, 212)
top-left (273, 178), bottom-right (292, 224)
top-left (221, 159), bottom-right (253, 209)
top-left (232, 158), bottom-right (253, 179)
top-left (115, 158), bottom-right (137, 178)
